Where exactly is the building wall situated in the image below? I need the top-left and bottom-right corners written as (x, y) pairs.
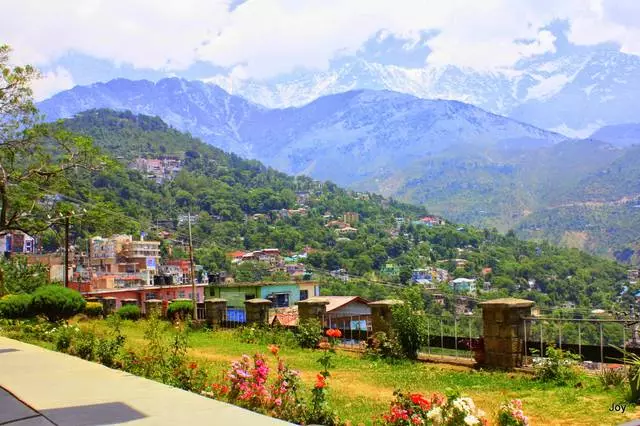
top-left (260, 284), bottom-right (300, 307)
top-left (298, 282), bottom-right (319, 298)
top-left (87, 286), bottom-right (205, 309)
top-left (330, 302), bottom-right (371, 317)
top-left (209, 286), bottom-right (259, 307)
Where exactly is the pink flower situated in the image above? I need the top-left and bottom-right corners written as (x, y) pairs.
top-left (274, 397), bottom-right (282, 407)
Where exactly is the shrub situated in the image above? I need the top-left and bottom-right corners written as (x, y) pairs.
top-left (235, 325), bottom-right (297, 347)
top-left (84, 302), bottom-right (103, 318)
top-left (31, 285), bottom-right (86, 321)
top-left (117, 304), bottom-right (141, 320)
top-left (532, 346), bottom-right (581, 385)
top-left (599, 366), bottom-right (626, 388)
top-left (496, 399), bottom-right (529, 426)
top-left (0, 294), bottom-right (33, 319)
top-left (53, 323), bottom-right (80, 352)
top-left (167, 300), bottom-right (193, 320)
top-left (364, 331), bottom-right (404, 361)
top-left (391, 304), bottom-right (428, 360)
top-left (96, 315), bottom-right (126, 368)
top-left (72, 329), bottom-right (96, 360)
top-left (296, 319), bottom-right (323, 349)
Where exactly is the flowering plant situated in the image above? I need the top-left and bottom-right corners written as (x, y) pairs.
top-left (307, 329), bottom-right (341, 425)
top-left (377, 390), bottom-right (486, 426)
top-left (496, 399), bottom-right (529, 426)
top-left (208, 346), bottom-right (306, 422)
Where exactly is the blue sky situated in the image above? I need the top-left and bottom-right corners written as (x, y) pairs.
top-left (2, 0), bottom-right (639, 100)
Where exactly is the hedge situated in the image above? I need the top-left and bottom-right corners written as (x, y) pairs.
top-left (0, 293), bottom-right (33, 319)
top-left (167, 300), bottom-right (194, 320)
top-left (31, 285), bottom-right (86, 321)
top-left (116, 304), bottom-right (141, 320)
top-left (85, 301), bottom-right (104, 318)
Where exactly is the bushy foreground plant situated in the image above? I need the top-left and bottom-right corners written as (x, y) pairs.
top-left (296, 318), bottom-right (323, 349)
top-left (116, 304), bottom-right (141, 320)
top-left (496, 399), bottom-right (529, 426)
top-left (391, 304), bottom-right (428, 360)
top-left (235, 325), bottom-right (297, 347)
top-left (531, 346), bottom-right (582, 385)
top-left (376, 389), bottom-right (487, 425)
top-left (31, 285), bottom-right (86, 321)
top-left (365, 331), bottom-right (404, 361)
top-left (0, 293), bottom-right (33, 319)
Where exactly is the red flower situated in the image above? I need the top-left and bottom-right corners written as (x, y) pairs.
top-left (326, 328), bottom-right (342, 338)
top-left (268, 344), bottom-right (280, 356)
top-left (188, 362), bottom-right (198, 370)
top-left (315, 373), bottom-right (326, 389)
top-left (410, 393), bottom-right (431, 410)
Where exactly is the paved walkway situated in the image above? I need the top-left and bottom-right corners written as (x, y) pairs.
top-left (0, 337), bottom-right (289, 425)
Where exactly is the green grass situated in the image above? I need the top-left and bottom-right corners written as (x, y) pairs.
top-left (4, 318), bottom-right (638, 425)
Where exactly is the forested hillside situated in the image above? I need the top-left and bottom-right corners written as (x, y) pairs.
top-left (49, 109), bottom-right (631, 310)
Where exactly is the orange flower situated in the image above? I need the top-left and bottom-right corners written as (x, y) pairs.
top-left (315, 373), bottom-right (326, 389)
top-left (326, 328), bottom-right (342, 338)
top-left (188, 362), bottom-right (198, 370)
top-left (268, 344), bottom-right (280, 356)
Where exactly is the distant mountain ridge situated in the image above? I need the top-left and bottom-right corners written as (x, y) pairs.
top-left (38, 78), bottom-right (565, 185)
top-left (204, 49), bottom-right (640, 137)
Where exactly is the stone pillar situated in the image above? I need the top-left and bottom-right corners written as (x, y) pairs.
top-left (121, 299), bottom-right (138, 307)
top-left (101, 297), bottom-right (117, 315)
top-left (479, 298), bottom-right (534, 369)
top-left (145, 299), bottom-right (163, 317)
top-left (244, 298), bottom-right (272, 325)
top-left (205, 298), bottom-right (228, 327)
top-left (297, 297), bottom-right (330, 324)
top-left (369, 300), bottom-right (404, 334)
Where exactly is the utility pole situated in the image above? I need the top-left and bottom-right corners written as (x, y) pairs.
top-left (188, 211), bottom-right (197, 320)
top-left (63, 215), bottom-right (70, 288)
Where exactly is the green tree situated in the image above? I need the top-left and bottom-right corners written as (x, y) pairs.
top-left (0, 45), bottom-right (103, 235)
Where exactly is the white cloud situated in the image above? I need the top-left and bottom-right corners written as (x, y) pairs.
top-left (1, 0), bottom-right (639, 80)
top-left (31, 67), bottom-right (75, 101)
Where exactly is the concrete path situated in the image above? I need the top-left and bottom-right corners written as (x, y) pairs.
top-left (0, 337), bottom-right (289, 425)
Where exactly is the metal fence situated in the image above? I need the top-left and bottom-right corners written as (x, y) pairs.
top-left (522, 316), bottom-right (640, 367)
top-left (322, 313), bottom-right (372, 349)
top-left (421, 314), bottom-right (483, 358)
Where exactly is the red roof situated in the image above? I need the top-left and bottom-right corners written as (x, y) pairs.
top-left (228, 250), bottom-right (246, 258)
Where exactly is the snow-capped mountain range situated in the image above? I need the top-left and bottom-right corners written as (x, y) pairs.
top-left (204, 49), bottom-right (640, 137)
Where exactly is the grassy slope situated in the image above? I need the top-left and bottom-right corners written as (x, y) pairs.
top-left (87, 320), bottom-right (637, 425)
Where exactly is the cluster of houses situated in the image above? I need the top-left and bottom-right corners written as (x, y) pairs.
top-left (129, 157), bottom-right (183, 184)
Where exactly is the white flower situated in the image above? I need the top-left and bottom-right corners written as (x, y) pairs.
top-left (427, 407), bottom-right (443, 424)
top-left (459, 397), bottom-right (476, 412)
top-left (464, 414), bottom-right (480, 425)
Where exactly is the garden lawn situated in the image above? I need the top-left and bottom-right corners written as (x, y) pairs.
top-left (79, 319), bottom-right (640, 426)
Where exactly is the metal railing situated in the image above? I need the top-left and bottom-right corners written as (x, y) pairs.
top-left (422, 314), bottom-right (482, 359)
top-left (322, 313), bottom-right (372, 349)
top-left (522, 316), bottom-right (640, 367)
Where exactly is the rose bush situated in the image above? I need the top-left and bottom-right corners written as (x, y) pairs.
top-left (496, 399), bottom-right (529, 426)
top-left (377, 390), bottom-right (487, 426)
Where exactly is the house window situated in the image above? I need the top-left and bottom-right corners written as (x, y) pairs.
top-left (268, 293), bottom-right (290, 308)
top-left (145, 292), bottom-right (157, 300)
top-left (299, 290), bottom-right (309, 301)
top-left (178, 291), bottom-right (185, 298)
top-left (245, 294), bottom-right (254, 300)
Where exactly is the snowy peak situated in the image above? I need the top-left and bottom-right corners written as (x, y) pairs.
top-left (203, 49), bottom-right (640, 136)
